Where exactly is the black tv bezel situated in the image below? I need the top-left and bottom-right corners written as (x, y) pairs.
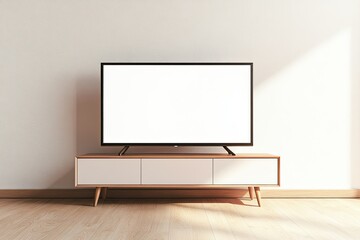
top-left (101, 62), bottom-right (253, 147)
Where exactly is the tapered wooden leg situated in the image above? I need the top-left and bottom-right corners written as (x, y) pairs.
top-left (254, 187), bottom-right (261, 207)
top-left (248, 186), bottom-right (255, 200)
top-left (94, 187), bottom-right (102, 207)
top-left (102, 187), bottom-right (108, 200)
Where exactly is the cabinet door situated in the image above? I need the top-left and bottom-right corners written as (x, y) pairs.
top-left (214, 158), bottom-right (278, 185)
top-left (142, 159), bottom-right (212, 184)
top-left (77, 158), bottom-right (140, 185)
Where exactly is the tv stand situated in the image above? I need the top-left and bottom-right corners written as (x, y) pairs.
top-left (223, 146), bottom-right (235, 156)
top-left (75, 153), bottom-right (280, 207)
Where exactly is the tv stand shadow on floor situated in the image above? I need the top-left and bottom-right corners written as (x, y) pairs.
top-left (75, 153), bottom-right (280, 207)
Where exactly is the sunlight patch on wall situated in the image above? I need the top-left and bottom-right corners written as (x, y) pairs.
top-left (251, 29), bottom-right (352, 189)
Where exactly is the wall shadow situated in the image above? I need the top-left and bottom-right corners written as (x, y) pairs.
top-left (49, 169), bottom-right (74, 189)
top-left (76, 76), bottom-right (117, 155)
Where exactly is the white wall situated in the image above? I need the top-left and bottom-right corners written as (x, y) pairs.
top-left (0, 0), bottom-right (359, 189)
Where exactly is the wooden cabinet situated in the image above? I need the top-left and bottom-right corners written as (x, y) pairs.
top-left (75, 154), bottom-right (280, 207)
top-left (214, 158), bottom-right (279, 185)
top-left (76, 159), bottom-right (140, 185)
top-left (142, 159), bottom-right (212, 184)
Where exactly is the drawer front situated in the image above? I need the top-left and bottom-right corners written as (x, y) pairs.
top-left (77, 158), bottom-right (140, 185)
top-left (142, 159), bottom-right (212, 184)
top-left (214, 158), bottom-right (278, 185)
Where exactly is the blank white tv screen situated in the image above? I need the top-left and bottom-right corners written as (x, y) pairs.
top-left (102, 63), bottom-right (252, 145)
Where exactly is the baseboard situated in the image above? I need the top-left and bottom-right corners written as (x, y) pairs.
top-left (0, 189), bottom-right (359, 199)
top-left (262, 189), bottom-right (360, 198)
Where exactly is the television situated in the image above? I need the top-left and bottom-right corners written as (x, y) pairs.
top-left (101, 63), bottom-right (253, 152)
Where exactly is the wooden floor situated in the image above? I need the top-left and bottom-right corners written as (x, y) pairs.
top-left (0, 198), bottom-right (359, 240)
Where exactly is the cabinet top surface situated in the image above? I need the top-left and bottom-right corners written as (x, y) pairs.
top-left (76, 153), bottom-right (279, 159)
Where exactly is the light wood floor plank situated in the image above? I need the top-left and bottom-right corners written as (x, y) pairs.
top-left (305, 199), bottom-right (360, 238)
top-left (0, 198), bottom-right (359, 240)
top-left (203, 200), bottom-right (240, 240)
top-left (0, 199), bottom-right (44, 221)
top-left (273, 199), bottom-right (353, 240)
top-left (170, 201), bottom-right (214, 240)
top-left (229, 199), bottom-right (299, 240)
top-left (49, 200), bottom-right (114, 240)
top-left (39, 200), bottom-right (88, 240)
top-left (10, 199), bottom-right (82, 240)
top-left (266, 200), bottom-right (315, 239)
top-left (0, 200), bottom-right (51, 240)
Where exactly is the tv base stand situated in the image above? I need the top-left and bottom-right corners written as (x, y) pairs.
top-left (118, 146), bottom-right (236, 156)
top-left (223, 146), bottom-right (235, 155)
top-left (118, 146), bottom-right (129, 155)
top-left (75, 153), bottom-right (280, 207)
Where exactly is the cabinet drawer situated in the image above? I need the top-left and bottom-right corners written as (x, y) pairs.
top-left (214, 158), bottom-right (278, 185)
top-left (77, 158), bottom-right (140, 185)
top-left (142, 159), bottom-right (212, 184)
